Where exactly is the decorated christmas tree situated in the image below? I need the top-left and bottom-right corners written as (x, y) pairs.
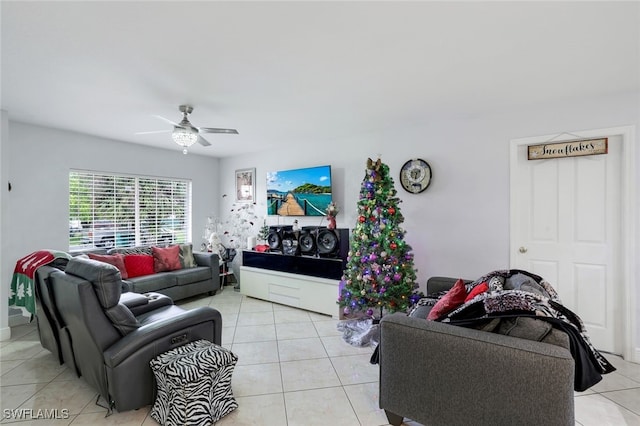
top-left (338, 158), bottom-right (421, 318)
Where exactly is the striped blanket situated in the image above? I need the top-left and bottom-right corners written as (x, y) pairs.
top-left (9, 250), bottom-right (71, 317)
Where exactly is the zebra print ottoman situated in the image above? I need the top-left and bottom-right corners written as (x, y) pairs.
top-left (150, 340), bottom-right (238, 426)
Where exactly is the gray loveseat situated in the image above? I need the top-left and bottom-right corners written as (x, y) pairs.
top-left (379, 276), bottom-right (575, 426)
top-left (106, 246), bottom-right (220, 301)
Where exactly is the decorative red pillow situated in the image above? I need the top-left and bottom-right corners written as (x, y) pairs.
top-left (152, 245), bottom-right (182, 273)
top-left (427, 279), bottom-right (468, 320)
top-left (465, 282), bottom-right (489, 303)
top-left (124, 254), bottom-right (154, 278)
top-left (88, 253), bottom-right (128, 279)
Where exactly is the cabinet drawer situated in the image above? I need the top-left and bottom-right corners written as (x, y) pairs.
top-left (240, 266), bottom-right (340, 318)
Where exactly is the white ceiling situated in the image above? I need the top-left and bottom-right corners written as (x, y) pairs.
top-left (2, 1), bottom-right (639, 158)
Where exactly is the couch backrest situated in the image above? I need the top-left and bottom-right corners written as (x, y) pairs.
top-left (427, 276), bottom-right (472, 294)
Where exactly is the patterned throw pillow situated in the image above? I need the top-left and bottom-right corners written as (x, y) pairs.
top-left (179, 244), bottom-right (197, 268)
top-left (152, 245), bottom-right (182, 273)
top-left (124, 254), bottom-right (154, 278)
top-left (427, 279), bottom-right (468, 321)
top-left (109, 247), bottom-right (152, 256)
top-left (88, 253), bottom-right (128, 279)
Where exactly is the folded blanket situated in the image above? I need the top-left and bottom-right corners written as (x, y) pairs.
top-left (9, 250), bottom-right (71, 317)
top-left (441, 269), bottom-right (616, 391)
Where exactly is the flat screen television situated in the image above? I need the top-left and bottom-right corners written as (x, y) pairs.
top-left (266, 165), bottom-right (332, 216)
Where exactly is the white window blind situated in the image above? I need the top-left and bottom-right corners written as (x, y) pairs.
top-left (69, 170), bottom-right (191, 251)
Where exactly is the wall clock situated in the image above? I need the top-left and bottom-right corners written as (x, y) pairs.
top-left (400, 158), bottom-right (432, 194)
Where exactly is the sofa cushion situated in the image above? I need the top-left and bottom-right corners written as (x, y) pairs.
top-left (541, 327), bottom-right (571, 350)
top-left (173, 267), bottom-right (212, 286)
top-left (124, 254), bottom-right (155, 278)
top-left (152, 245), bottom-right (182, 273)
top-left (179, 244), bottom-right (197, 269)
top-left (427, 279), bottom-right (467, 321)
top-left (88, 253), bottom-right (128, 279)
top-left (65, 257), bottom-right (122, 309)
top-left (497, 316), bottom-right (553, 342)
top-left (125, 273), bottom-right (176, 293)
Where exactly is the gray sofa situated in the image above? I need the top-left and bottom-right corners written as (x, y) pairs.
top-left (379, 277), bottom-right (575, 426)
top-left (107, 246), bottom-right (220, 301)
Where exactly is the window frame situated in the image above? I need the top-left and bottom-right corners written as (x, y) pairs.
top-left (69, 169), bottom-right (192, 252)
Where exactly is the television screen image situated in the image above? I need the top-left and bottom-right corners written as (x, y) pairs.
top-left (267, 165), bottom-right (332, 216)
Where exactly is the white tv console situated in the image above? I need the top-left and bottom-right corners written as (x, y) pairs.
top-left (239, 251), bottom-right (344, 318)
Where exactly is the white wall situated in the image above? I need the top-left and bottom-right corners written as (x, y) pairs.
top-left (0, 110), bottom-right (10, 340)
top-left (0, 122), bottom-right (220, 338)
top-left (219, 92), bottom-right (640, 356)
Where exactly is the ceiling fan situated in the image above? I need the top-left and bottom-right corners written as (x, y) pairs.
top-left (136, 105), bottom-right (238, 154)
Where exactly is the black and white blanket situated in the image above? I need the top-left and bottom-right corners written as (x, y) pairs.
top-left (439, 269), bottom-right (615, 391)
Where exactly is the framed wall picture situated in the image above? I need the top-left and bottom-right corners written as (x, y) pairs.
top-left (235, 168), bottom-right (255, 203)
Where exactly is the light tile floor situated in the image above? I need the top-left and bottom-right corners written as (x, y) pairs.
top-left (1, 286), bottom-right (639, 425)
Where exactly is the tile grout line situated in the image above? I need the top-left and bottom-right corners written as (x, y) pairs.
top-left (595, 387), bottom-right (640, 417)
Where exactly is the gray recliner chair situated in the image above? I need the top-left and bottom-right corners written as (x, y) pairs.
top-left (34, 261), bottom-right (173, 375)
top-left (47, 257), bottom-right (223, 412)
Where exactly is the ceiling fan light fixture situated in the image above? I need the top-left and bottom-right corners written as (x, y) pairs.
top-left (172, 127), bottom-right (198, 149)
top-left (140, 105), bottom-right (237, 154)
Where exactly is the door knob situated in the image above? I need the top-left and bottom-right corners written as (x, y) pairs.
top-left (519, 247), bottom-right (528, 253)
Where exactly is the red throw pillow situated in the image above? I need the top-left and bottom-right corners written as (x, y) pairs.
top-left (88, 253), bottom-right (128, 279)
top-left (465, 282), bottom-right (489, 303)
top-left (152, 245), bottom-right (182, 273)
top-left (427, 279), bottom-right (468, 320)
top-left (124, 254), bottom-right (154, 278)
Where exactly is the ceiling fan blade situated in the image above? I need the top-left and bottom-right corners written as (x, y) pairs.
top-left (197, 135), bottom-right (212, 146)
top-left (135, 129), bottom-right (171, 135)
top-left (199, 127), bottom-right (239, 134)
top-left (153, 115), bottom-right (182, 128)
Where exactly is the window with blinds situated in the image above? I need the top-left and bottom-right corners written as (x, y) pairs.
top-left (69, 170), bottom-right (191, 251)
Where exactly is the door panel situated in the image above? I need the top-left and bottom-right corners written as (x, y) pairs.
top-left (574, 263), bottom-right (606, 327)
top-left (531, 160), bottom-right (559, 242)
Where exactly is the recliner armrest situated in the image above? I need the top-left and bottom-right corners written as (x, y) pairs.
top-left (103, 306), bottom-right (222, 368)
top-left (119, 292), bottom-right (149, 309)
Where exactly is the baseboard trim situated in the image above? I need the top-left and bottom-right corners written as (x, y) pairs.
top-left (2, 311), bottom-right (33, 341)
top-left (9, 314), bottom-right (30, 327)
top-left (0, 326), bottom-right (11, 341)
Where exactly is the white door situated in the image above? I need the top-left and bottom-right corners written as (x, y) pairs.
top-left (511, 134), bottom-right (622, 354)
